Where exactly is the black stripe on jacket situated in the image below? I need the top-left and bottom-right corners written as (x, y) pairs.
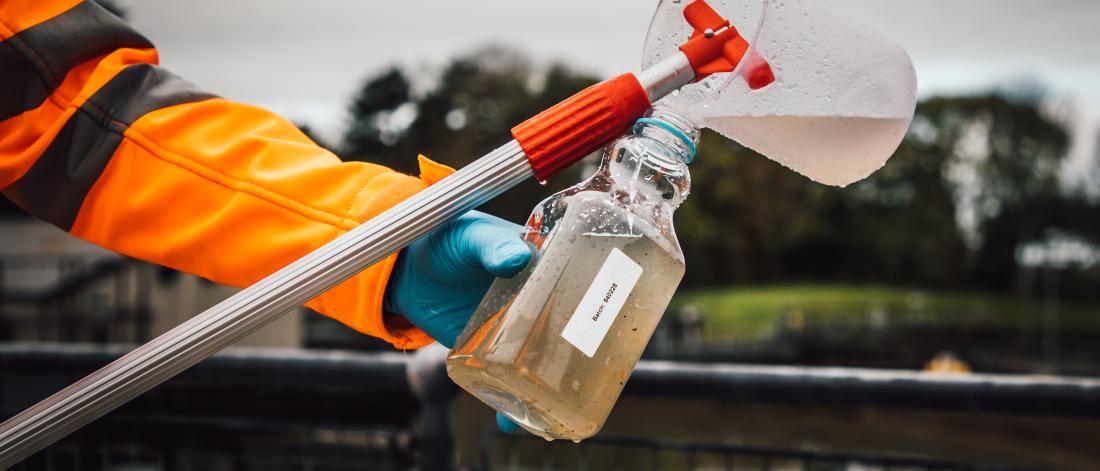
top-left (0, 1), bottom-right (153, 122)
top-left (5, 64), bottom-right (216, 230)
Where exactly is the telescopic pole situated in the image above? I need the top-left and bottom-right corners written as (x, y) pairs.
top-left (0, 52), bottom-right (697, 468)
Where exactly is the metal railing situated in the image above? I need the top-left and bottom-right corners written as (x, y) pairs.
top-left (481, 433), bottom-right (1001, 471)
top-left (3, 342), bottom-right (1098, 469)
top-left (16, 415), bottom-right (411, 471)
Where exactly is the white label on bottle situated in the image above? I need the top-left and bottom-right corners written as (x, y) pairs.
top-left (561, 248), bottom-right (643, 357)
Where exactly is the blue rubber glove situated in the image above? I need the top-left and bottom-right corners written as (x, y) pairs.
top-left (496, 412), bottom-right (519, 433)
top-left (384, 211), bottom-right (532, 348)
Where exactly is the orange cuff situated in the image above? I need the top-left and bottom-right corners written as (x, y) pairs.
top-left (307, 155), bottom-right (455, 349)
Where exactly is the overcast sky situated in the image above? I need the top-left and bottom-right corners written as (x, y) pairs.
top-left (116, 0), bottom-right (1100, 177)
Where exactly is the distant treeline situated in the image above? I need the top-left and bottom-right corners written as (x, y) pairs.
top-left (332, 47), bottom-right (1100, 299)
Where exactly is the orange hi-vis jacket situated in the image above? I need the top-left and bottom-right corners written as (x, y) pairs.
top-left (0, 0), bottom-right (449, 349)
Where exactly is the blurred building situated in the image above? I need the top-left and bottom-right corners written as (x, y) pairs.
top-left (0, 214), bottom-right (306, 348)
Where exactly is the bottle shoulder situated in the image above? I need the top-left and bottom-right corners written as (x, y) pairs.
top-left (527, 190), bottom-right (684, 262)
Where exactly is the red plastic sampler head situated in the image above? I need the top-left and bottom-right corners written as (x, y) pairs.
top-left (678, 0), bottom-right (774, 90)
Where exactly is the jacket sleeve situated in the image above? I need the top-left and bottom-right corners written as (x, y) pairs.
top-left (0, 0), bottom-right (451, 349)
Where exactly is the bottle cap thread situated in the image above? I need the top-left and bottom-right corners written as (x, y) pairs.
top-left (633, 117), bottom-right (697, 163)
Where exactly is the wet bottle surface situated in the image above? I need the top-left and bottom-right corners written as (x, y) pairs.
top-left (446, 108), bottom-right (698, 441)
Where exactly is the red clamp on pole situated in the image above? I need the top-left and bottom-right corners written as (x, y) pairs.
top-left (512, 74), bottom-right (651, 183)
top-left (512, 0), bottom-right (771, 183)
top-left (678, 0), bottom-right (774, 89)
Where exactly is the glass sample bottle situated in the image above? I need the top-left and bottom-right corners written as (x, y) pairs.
top-left (446, 107), bottom-right (698, 441)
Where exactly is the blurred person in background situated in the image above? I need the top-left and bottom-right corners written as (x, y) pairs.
top-left (0, 0), bottom-right (530, 350)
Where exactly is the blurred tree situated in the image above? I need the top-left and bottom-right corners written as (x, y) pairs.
top-left (339, 49), bottom-right (1099, 296)
top-left (676, 92), bottom-right (1085, 291)
top-left (676, 135), bottom-right (837, 285)
top-left (835, 129), bottom-right (968, 286)
top-left (674, 127), bottom-right (966, 288)
top-left (342, 47), bottom-right (600, 223)
top-left (923, 95), bottom-right (1066, 227)
top-left (343, 67), bottom-right (417, 172)
top-left (918, 95), bottom-right (1071, 289)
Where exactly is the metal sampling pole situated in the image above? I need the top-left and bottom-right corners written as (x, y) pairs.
top-left (0, 52), bottom-right (696, 467)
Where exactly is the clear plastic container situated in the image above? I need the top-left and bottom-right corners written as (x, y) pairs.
top-left (446, 107), bottom-right (698, 441)
top-left (643, 0), bottom-right (918, 187)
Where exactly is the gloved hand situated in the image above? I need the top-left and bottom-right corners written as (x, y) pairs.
top-left (384, 211), bottom-right (532, 348)
top-left (496, 412), bottom-right (519, 433)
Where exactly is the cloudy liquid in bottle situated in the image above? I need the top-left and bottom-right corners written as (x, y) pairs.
top-left (447, 106), bottom-right (696, 442)
top-left (447, 216), bottom-right (685, 441)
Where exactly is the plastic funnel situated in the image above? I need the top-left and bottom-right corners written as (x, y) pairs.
top-left (644, 0), bottom-right (917, 187)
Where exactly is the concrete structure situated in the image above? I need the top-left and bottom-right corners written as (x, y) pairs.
top-left (0, 219), bottom-right (303, 348)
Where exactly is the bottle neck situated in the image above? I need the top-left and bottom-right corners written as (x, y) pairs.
top-left (631, 106), bottom-right (700, 164)
top-left (595, 105), bottom-right (694, 211)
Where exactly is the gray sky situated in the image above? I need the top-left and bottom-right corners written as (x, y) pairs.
top-left (117, 0), bottom-right (1100, 178)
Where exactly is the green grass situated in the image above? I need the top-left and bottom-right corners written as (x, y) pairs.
top-left (671, 284), bottom-right (1100, 342)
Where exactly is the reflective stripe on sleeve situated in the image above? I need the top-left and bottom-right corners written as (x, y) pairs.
top-left (5, 64), bottom-right (216, 230)
top-left (0, 1), bottom-right (152, 122)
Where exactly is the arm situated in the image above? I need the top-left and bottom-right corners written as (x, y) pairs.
top-left (0, 0), bottom-right (451, 348)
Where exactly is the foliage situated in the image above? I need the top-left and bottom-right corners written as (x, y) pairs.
top-left (341, 47), bottom-right (600, 222)
top-left (676, 284), bottom-right (1100, 342)
top-left (340, 48), bottom-right (1100, 296)
top-left (675, 92), bottom-right (1090, 293)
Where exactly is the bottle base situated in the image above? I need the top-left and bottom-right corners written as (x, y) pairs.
top-left (470, 382), bottom-right (556, 440)
top-left (448, 360), bottom-right (599, 442)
